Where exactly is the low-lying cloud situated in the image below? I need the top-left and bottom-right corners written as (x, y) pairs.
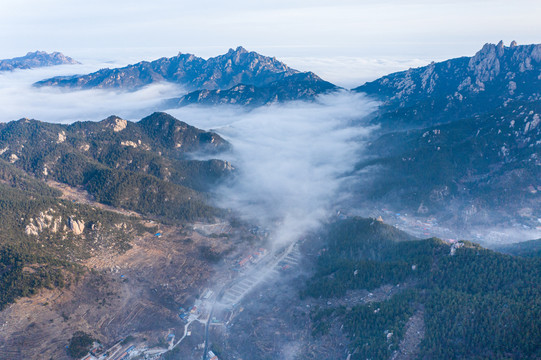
top-left (166, 92), bottom-right (378, 246)
top-left (0, 62), bottom-right (184, 123)
top-left (0, 55), bottom-right (426, 123)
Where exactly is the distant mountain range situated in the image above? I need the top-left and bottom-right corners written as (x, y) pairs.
top-left (34, 47), bottom-right (340, 106)
top-left (496, 238), bottom-right (541, 257)
top-left (35, 46), bottom-right (298, 91)
top-left (0, 51), bottom-right (79, 71)
top-left (352, 41), bottom-right (541, 230)
top-left (25, 42), bottom-right (541, 229)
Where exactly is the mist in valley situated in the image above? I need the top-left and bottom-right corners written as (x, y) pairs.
top-left (1, 64), bottom-right (539, 248)
top-left (0, 54), bottom-right (539, 360)
top-left (0, 62), bottom-right (185, 123)
top-left (165, 92), bottom-right (379, 247)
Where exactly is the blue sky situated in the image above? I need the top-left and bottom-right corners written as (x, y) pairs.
top-left (1, 0), bottom-right (540, 86)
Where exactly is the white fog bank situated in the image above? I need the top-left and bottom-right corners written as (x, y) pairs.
top-left (166, 92), bottom-right (379, 246)
top-left (0, 62), bottom-right (185, 123)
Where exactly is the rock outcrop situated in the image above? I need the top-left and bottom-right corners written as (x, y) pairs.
top-left (25, 210), bottom-right (63, 236)
top-left (111, 118), bottom-right (127, 132)
top-left (68, 217), bottom-right (85, 235)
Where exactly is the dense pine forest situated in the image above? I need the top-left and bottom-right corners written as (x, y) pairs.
top-left (305, 217), bottom-right (541, 359)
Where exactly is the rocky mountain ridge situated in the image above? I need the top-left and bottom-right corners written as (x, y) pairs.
top-left (34, 46), bottom-right (299, 91)
top-left (355, 41), bottom-right (541, 129)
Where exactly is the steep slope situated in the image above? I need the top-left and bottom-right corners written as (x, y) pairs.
top-left (357, 100), bottom-right (541, 227)
top-left (168, 72), bottom-right (340, 107)
top-left (0, 51), bottom-right (79, 71)
top-left (34, 47), bottom-right (298, 91)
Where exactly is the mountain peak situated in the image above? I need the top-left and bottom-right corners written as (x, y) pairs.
top-left (141, 111), bottom-right (177, 123)
top-left (26, 50), bottom-right (46, 56)
top-left (477, 42), bottom-right (501, 57)
top-left (101, 115), bottom-right (128, 132)
top-left (104, 115), bottom-right (122, 121)
top-left (138, 112), bottom-right (188, 129)
top-left (0, 51), bottom-right (79, 71)
top-left (228, 46), bottom-right (248, 54)
top-left (354, 41), bottom-right (541, 127)
top-left (137, 112), bottom-right (229, 152)
top-left (475, 41), bottom-right (526, 59)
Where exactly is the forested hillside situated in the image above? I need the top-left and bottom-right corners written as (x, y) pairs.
top-left (305, 217), bottom-right (541, 359)
top-left (0, 112), bottom-right (231, 221)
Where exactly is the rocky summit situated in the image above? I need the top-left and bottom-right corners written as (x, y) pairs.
top-left (0, 51), bottom-right (79, 71)
top-left (355, 41), bottom-right (541, 129)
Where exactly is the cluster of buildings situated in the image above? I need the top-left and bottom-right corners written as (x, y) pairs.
top-left (235, 248), bottom-right (268, 270)
top-left (179, 288), bottom-right (216, 322)
top-left (80, 341), bottom-right (136, 360)
top-left (178, 300), bottom-right (202, 322)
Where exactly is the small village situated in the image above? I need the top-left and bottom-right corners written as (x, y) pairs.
top-left (75, 235), bottom-right (279, 360)
top-left (76, 284), bottom-right (222, 360)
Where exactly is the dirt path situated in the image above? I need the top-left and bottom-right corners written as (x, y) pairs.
top-left (391, 308), bottom-right (426, 360)
top-left (46, 180), bottom-right (141, 218)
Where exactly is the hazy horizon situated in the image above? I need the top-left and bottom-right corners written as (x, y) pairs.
top-left (2, 1), bottom-right (540, 88)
